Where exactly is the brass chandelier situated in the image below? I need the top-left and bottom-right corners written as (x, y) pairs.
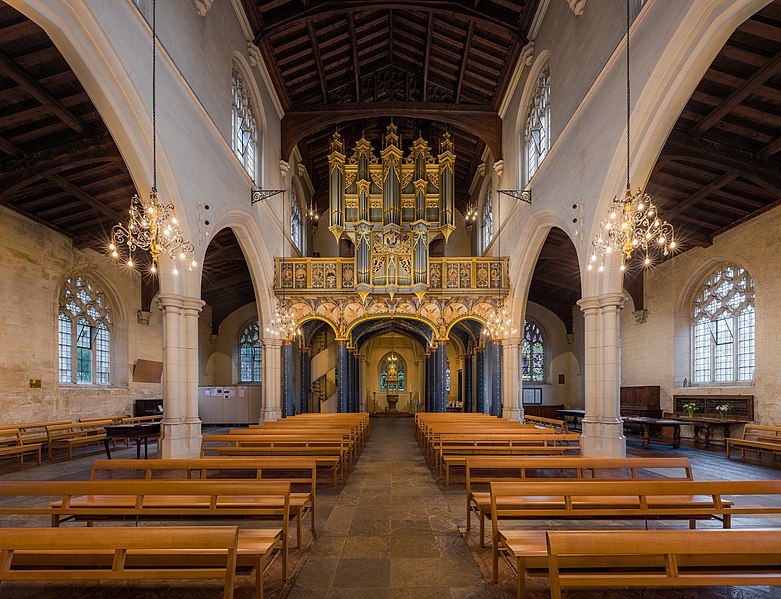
top-left (265, 191), bottom-right (301, 339)
top-left (589, 0), bottom-right (677, 273)
top-left (109, 0), bottom-right (194, 275)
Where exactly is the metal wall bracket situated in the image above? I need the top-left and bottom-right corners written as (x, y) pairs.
top-left (251, 189), bottom-right (285, 204)
top-left (497, 189), bottom-right (532, 204)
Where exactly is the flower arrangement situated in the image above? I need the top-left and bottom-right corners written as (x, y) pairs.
top-left (682, 402), bottom-right (698, 417)
top-left (715, 404), bottom-right (730, 420)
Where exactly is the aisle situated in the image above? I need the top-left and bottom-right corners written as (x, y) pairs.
top-left (287, 417), bottom-right (490, 598)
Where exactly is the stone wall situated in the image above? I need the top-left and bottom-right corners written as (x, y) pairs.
top-left (0, 206), bottom-right (163, 424)
top-left (621, 204), bottom-right (781, 425)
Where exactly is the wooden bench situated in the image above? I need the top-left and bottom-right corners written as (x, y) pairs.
top-left (0, 526), bottom-right (241, 599)
top-left (202, 434), bottom-right (346, 485)
top-left (79, 415), bottom-right (127, 425)
top-left (438, 433), bottom-right (582, 481)
top-left (242, 427), bottom-right (358, 465)
top-left (45, 421), bottom-right (113, 460)
top-left (547, 529), bottom-right (781, 598)
top-left (0, 479), bottom-right (291, 590)
top-left (522, 415), bottom-right (568, 432)
top-left (0, 429), bottom-right (42, 465)
top-left (490, 479), bottom-right (781, 594)
top-left (466, 456), bottom-right (693, 547)
top-left (91, 457), bottom-right (317, 548)
top-left (0, 420), bottom-right (71, 449)
top-left (424, 424), bottom-right (540, 459)
top-left (726, 424), bottom-right (781, 459)
top-left (121, 415), bottom-right (164, 425)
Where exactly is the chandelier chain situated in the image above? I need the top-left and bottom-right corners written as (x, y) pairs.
top-left (626, 0), bottom-right (630, 190)
top-left (152, 0), bottom-right (157, 191)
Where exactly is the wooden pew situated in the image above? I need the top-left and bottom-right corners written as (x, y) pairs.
top-left (466, 456), bottom-right (693, 547)
top-left (522, 414), bottom-right (568, 432)
top-left (424, 424), bottom-right (539, 459)
top-left (242, 426), bottom-right (358, 465)
top-left (91, 457), bottom-right (317, 548)
top-left (726, 424), bottom-right (781, 459)
top-left (0, 420), bottom-right (71, 449)
top-left (437, 432), bottom-right (582, 480)
top-left (121, 415), bottom-right (164, 425)
top-left (0, 526), bottom-right (241, 599)
top-left (0, 429), bottom-right (42, 465)
top-left (0, 479), bottom-right (291, 587)
top-left (45, 421), bottom-right (113, 460)
top-left (201, 434), bottom-right (345, 486)
top-left (79, 415), bottom-right (127, 425)
top-left (490, 479), bottom-right (781, 592)
top-left (546, 529), bottom-right (781, 599)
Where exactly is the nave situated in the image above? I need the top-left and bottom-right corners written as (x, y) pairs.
top-left (1, 417), bottom-right (781, 598)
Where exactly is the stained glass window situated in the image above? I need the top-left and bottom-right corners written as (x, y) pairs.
top-left (239, 320), bottom-right (262, 383)
top-left (480, 180), bottom-right (492, 254)
top-left (291, 186), bottom-right (302, 252)
top-left (379, 354), bottom-right (405, 392)
top-left (521, 320), bottom-right (544, 382)
top-left (524, 67), bottom-right (550, 185)
top-left (692, 265), bottom-right (755, 383)
top-left (232, 68), bottom-right (258, 181)
top-left (58, 276), bottom-right (111, 385)
top-left (445, 359), bottom-right (451, 392)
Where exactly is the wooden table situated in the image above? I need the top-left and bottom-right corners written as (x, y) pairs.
top-left (675, 417), bottom-right (750, 448)
top-left (557, 409), bottom-right (585, 431)
top-left (622, 416), bottom-right (683, 449)
top-left (103, 423), bottom-right (160, 459)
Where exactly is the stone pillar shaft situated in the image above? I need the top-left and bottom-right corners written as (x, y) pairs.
top-left (262, 338), bottom-right (283, 422)
top-left (337, 341), bottom-right (348, 413)
top-left (282, 341), bottom-right (293, 417)
top-left (491, 341), bottom-right (503, 417)
top-left (476, 347), bottom-right (485, 414)
top-left (436, 340), bottom-right (447, 412)
top-left (501, 338), bottom-right (522, 421)
top-left (464, 353), bottom-right (473, 413)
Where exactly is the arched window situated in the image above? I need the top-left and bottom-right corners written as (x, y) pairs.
top-left (522, 320), bottom-right (545, 382)
top-left (58, 276), bottom-right (112, 385)
top-left (446, 358), bottom-right (451, 392)
top-left (239, 320), bottom-right (262, 383)
top-left (379, 353), bottom-right (405, 392)
top-left (523, 66), bottom-right (550, 185)
top-left (290, 185), bottom-right (302, 252)
top-left (480, 180), bottom-right (492, 254)
top-left (692, 265), bottom-right (755, 383)
top-left (231, 68), bottom-right (258, 181)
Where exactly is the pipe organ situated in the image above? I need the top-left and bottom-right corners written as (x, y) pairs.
top-left (329, 123), bottom-right (455, 299)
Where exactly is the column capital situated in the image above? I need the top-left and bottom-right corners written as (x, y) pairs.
top-left (262, 337), bottom-right (283, 348)
top-left (181, 297), bottom-right (206, 312)
top-left (577, 296), bottom-right (601, 312)
top-left (156, 293), bottom-right (184, 310)
top-left (502, 337), bottom-right (521, 347)
top-left (598, 292), bottom-right (627, 309)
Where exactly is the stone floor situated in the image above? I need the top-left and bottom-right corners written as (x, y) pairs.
top-left (1, 420), bottom-right (781, 598)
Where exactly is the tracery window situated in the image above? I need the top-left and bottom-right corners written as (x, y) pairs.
top-left (523, 67), bottom-right (550, 184)
top-left (291, 186), bottom-right (302, 252)
top-left (379, 354), bottom-right (405, 392)
top-left (239, 320), bottom-right (263, 383)
top-left (692, 265), bottom-right (755, 384)
top-left (231, 68), bottom-right (258, 181)
top-left (58, 276), bottom-right (112, 385)
top-left (522, 320), bottom-right (545, 382)
top-left (480, 180), bottom-right (492, 254)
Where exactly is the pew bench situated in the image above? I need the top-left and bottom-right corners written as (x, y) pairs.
top-left (490, 479), bottom-right (781, 594)
top-left (0, 479), bottom-right (292, 585)
top-left (547, 529), bottom-right (781, 599)
top-left (45, 421), bottom-right (113, 460)
top-left (522, 415), bottom-right (568, 432)
top-left (0, 420), bottom-right (71, 448)
top-left (466, 456), bottom-right (693, 546)
top-left (726, 424), bottom-right (781, 459)
top-left (0, 526), bottom-right (241, 599)
top-left (91, 457), bottom-right (317, 548)
top-left (0, 429), bottom-right (42, 465)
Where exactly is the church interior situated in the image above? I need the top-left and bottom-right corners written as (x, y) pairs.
top-left (0, 0), bottom-right (780, 597)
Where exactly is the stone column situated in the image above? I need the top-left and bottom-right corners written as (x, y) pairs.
top-left (282, 340), bottom-right (293, 417)
top-left (502, 337), bottom-right (523, 421)
top-left (491, 340), bottom-right (503, 417)
top-left (436, 340), bottom-right (447, 412)
top-left (475, 347), bottom-right (485, 414)
top-left (577, 293), bottom-right (627, 457)
top-left (181, 297), bottom-right (204, 455)
top-left (261, 338), bottom-right (283, 421)
top-left (346, 347), bottom-right (354, 412)
top-left (464, 352), bottom-right (473, 413)
top-left (157, 294), bottom-right (185, 457)
top-left (354, 352), bottom-right (361, 412)
top-left (337, 341), bottom-right (348, 413)
top-left (300, 347), bottom-right (310, 414)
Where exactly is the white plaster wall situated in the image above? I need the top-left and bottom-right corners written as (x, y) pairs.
top-left (0, 207), bottom-right (163, 424)
top-left (621, 205), bottom-right (781, 425)
top-left (200, 302), bottom-right (259, 387)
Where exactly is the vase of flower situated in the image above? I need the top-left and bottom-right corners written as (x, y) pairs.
top-left (682, 402), bottom-right (697, 419)
top-left (716, 404), bottom-right (729, 421)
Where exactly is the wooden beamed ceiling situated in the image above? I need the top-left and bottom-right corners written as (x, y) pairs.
top-left (242, 0), bottom-right (539, 212)
top-left (646, 0), bottom-right (781, 250)
top-left (201, 228), bottom-right (255, 332)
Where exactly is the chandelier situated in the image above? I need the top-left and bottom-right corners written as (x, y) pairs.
top-left (264, 299), bottom-right (301, 338)
top-left (589, 0), bottom-right (677, 273)
top-left (109, 0), bottom-right (194, 275)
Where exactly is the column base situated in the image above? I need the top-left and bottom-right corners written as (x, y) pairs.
top-left (581, 418), bottom-right (626, 457)
top-left (184, 420), bottom-right (202, 457)
top-left (502, 406), bottom-right (524, 422)
top-left (260, 408), bottom-right (282, 423)
top-left (160, 421), bottom-right (188, 458)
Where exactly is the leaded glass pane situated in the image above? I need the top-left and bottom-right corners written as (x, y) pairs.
top-left (524, 67), bottom-right (550, 184)
top-left (232, 69), bottom-right (258, 181)
top-left (691, 264), bottom-right (754, 383)
top-left (239, 320), bottom-right (262, 383)
top-left (445, 359), bottom-right (451, 392)
top-left (76, 320), bottom-right (92, 384)
top-left (481, 180), bottom-right (492, 254)
top-left (95, 324), bottom-right (110, 385)
top-left (522, 320), bottom-right (545, 382)
top-left (58, 313), bottom-right (72, 383)
top-left (291, 186), bottom-right (302, 252)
